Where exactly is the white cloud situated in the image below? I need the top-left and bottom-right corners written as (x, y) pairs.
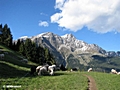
top-left (51, 0), bottom-right (120, 33)
top-left (39, 21), bottom-right (49, 27)
top-left (54, 0), bottom-right (66, 9)
top-left (40, 13), bottom-right (48, 16)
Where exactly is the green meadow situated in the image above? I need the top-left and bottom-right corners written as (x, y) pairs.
top-left (1, 71), bottom-right (120, 90)
top-left (1, 44), bottom-right (120, 90)
top-left (85, 72), bottom-right (120, 90)
top-left (0, 71), bottom-right (88, 90)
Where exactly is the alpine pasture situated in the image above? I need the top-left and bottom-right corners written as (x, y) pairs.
top-left (1, 44), bottom-right (120, 90)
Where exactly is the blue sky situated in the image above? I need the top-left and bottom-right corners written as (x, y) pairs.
top-left (0, 0), bottom-right (120, 51)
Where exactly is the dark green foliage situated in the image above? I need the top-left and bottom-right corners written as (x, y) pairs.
top-left (18, 38), bottom-right (55, 65)
top-left (24, 39), bottom-right (34, 61)
top-left (0, 24), bottom-right (13, 48)
top-left (88, 55), bottom-right (120, 72)
top-left (15, 39), bottom-right (21, 51)
top-left (44, 48), bottom-right (56, 65)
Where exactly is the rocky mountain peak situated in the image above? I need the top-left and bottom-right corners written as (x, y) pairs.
top-left (61, 33), bottom-right (75, 39)
top-left (16, 32), bottom-right (120, 70)
top-left (33, 32), bottom-right (54, 38)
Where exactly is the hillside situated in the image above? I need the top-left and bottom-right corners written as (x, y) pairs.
top-left (0, 44), bottom-right (37, 78)
top-left (88, 55), bottom-right (120, 72)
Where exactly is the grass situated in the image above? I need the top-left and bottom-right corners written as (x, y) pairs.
top-left (1, 70), bottom-right (120, 90)
top-left (0, 71), bottom-right (88, 90)
top-left (85, 72), bottom-right (120, 90)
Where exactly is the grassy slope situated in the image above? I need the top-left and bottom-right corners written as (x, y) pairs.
top-left (0, 44), bottom-right (38, 78)
top-left (88, 55), bottom-right (120, 72)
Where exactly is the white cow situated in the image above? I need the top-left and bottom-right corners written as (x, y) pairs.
top-left (0, 54), bottom-right (4, 59)
top-left (38, 65), bottom-right (49, 75)
top-left (48, 65), bottom-right (56, 75)
top-left (117, 72), bottom-right (120, 75)
top-left (111, 69), bottom-right (117, 74)
top-left (36, 64), bottom-right (56, 76)
top-left (36, 66), bottom-right (42, 73)
top-left (88, 68), bottom-right (92, 72)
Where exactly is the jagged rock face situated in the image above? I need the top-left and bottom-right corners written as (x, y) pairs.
top-left (105, 51), bottom-right (120, 57)
top-left (117, 51), bottom-right (120, 56)
top-left (19, 32), bottom-right (119, 68)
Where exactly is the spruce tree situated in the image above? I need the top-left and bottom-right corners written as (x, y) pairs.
top-left (0, 24), bottom-right (2, 42)
top-left (16, 39), bottom-right (21, 51)
top-left (24, 39), bottom-right (33, 60)
top-left (0, 24), bottom-right (13, 47)
top-left (19, 40), bottom-right (25, 56)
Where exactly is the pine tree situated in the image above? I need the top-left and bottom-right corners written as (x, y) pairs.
top-left (31, 42), bottom-right (37, 62)
top-left (19, 40), bottom-right (25, 56)
top-left (24, 39), bottom-right (33, 60)
top-left (0, 24), bottom-right (13, 47)
top-left (16, 39), bottom-right (21, 51)
top-left (36, 46), bottom-right (45, 64)
top-left (0, 24), bottom-right (2, 42)
top-left (44, 48), bottom-right (56, 65)
top-left (44, 48), bottom-right (49, 62)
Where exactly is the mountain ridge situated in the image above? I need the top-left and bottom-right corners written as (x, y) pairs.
top-left (18, 32), bottom-right (120, 69)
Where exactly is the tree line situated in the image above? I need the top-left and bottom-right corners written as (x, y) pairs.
top-left (0, 24), bottom-right (56, 65)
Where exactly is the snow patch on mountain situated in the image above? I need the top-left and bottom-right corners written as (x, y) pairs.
top-left (19, 36), bottom-right (29, 40)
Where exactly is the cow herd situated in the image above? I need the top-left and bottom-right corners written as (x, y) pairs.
top-left (87, 68), bottom-right (120, 75)
top-left (30, 64), bottom-right (57, 76)
top-left (30, 65), bottom-right (120, 76)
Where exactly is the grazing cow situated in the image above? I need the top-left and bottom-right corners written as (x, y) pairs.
top-left (70, 68), bottom-right (78, 72)
top-left (117, 72), bottom-right (120, 75)
top-left (36, 66), bottom-right (42, 73)
top-left (38, 65), bottom-right (49, 75)
top-left (111, 69), bottom-right (117, 74)
top-left (36, 64), bottom-right (56, 76)
top-left (48, 65), bottom-right (56, 75)
top-left (0, 54), bottom-right (4, 59)
top-left (88, 68), bottom-right (92, 72)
